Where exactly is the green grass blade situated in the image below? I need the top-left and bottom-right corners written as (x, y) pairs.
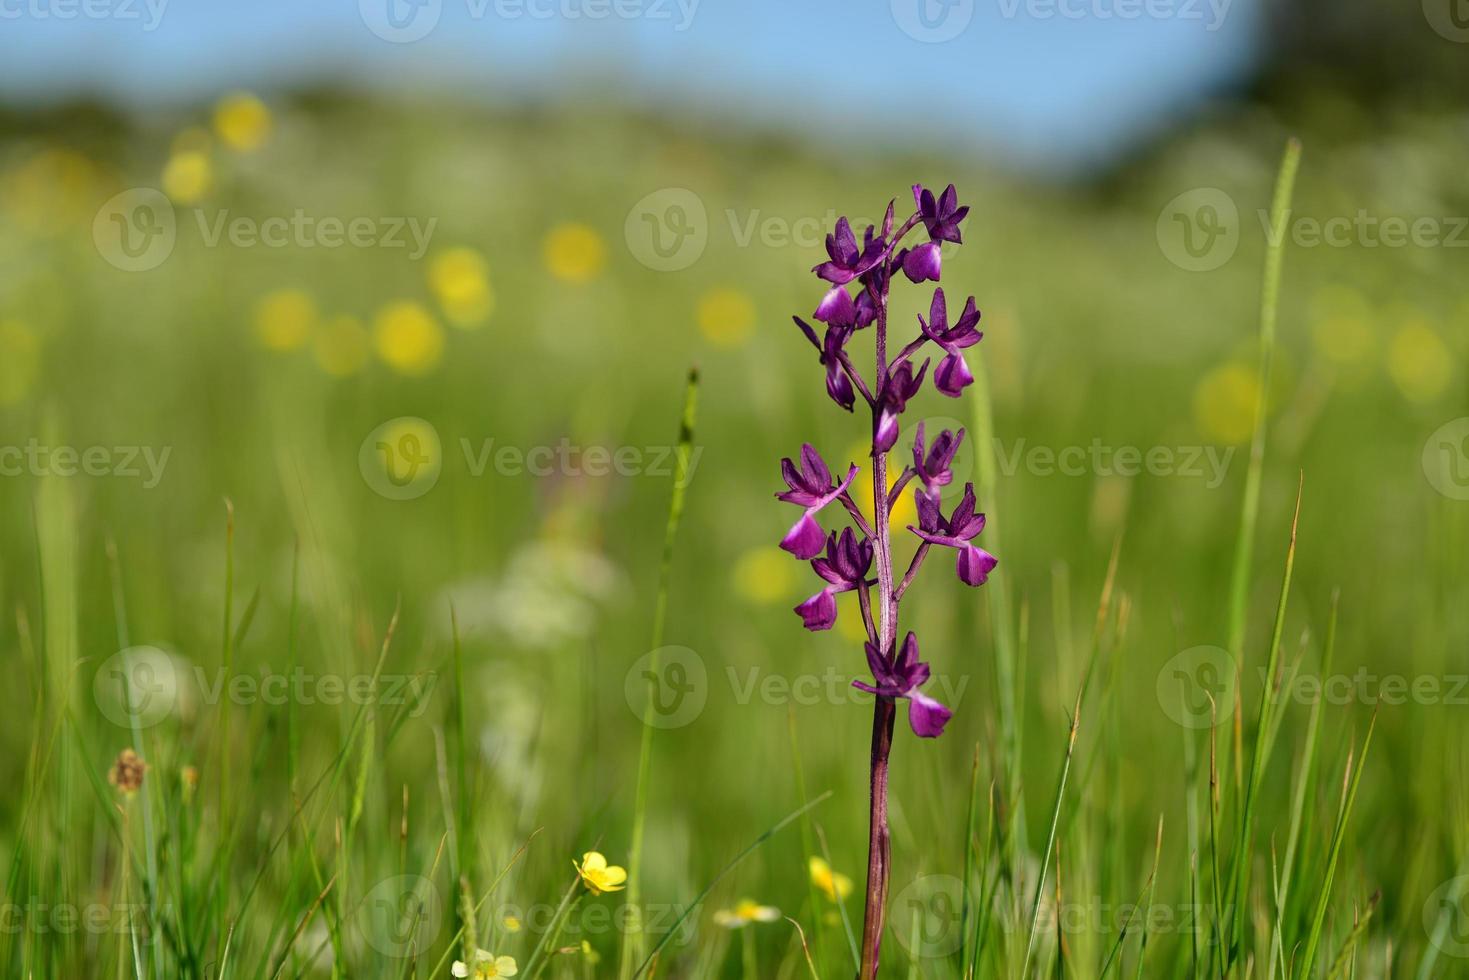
top-left (622, 365), bottom-right (700, 979)
top-left (632, 791), bottom-right (832, 978)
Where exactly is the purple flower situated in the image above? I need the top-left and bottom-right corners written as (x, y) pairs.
top-left (917, 289), bottom-right (983, 398)
top-left (777, 443), bottom-right (858, 559)
top-left (873, 358), bottom-right (928, 454)
top-left (912, 183), bottom-right (969, 245)
top-left (896, 242), bottom-right (942, 283)
top-left (852, 632), bottom-right (952, 737)
top-left (910, 483), bottom-right (997, 586)
top-left (814, 217), bottom-right (888, 285)
top-left (912, 423), bottom-right (964, 498)
top-left (813, 285), bottom-right (857, 328)
top-left (793, 317), bottom-right (856, 411)
top-left (795, 528), bottom-right (874, 631)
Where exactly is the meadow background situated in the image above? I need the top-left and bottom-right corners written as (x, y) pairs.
top-left (0, 0), bottom-right (1467, 976)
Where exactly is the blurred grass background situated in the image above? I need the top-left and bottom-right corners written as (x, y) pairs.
top-left (0, 15), bottom-right (1467, 974)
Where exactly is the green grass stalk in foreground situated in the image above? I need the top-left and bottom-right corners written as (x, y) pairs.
top-left (1225, 137), bottom-right (1301, 661)
top-left (622, 366), bottom-right (700, 979)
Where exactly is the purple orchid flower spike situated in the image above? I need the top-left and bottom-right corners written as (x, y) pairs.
top-left (776, 184), bottom-right (997, 980)
top-left (873, 358), bottom-right (928, 454)
top-left (912, 423), bottom-right (965, 500)
top-left (912, 183), bottom-right (970, 244)
top-left (794, 528), bottom-right (874, 631)
top-left (776, 443), bottom-right (858, 559)
top-left (917, 288), bottom-right (983, 397)
top-left (793, 317), bottom-right (856, 411)
top-left (814, 216), bottom-right (888, 285)
top-left (910, 482), bottom-right (998, 586)
top-left (852, 632), bottom-right (952, 737)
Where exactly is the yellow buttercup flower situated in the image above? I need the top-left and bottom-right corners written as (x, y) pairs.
top-left (809, 857), bottom-right (852, 903)
top-left (312, 314), bottom-right (369, 377)
top-left (543, 223), bottom-right (606, 283)
top-left (373, 301), bottom-right (444, 376)
top-left (162, 149), bottom-right (212, 205)
top-left (731, 546), bottom-right (795, 605)
top-left (1192, 362), bottom-right (1260, 445)
top-left (697, 288), bottom-right (756, 349)
top-left (1387, 315), bottom-right (1452, 404)
top-left (253, 289), bottom-right (317, 352)
top-left (428, 247), bottom-right (495, 328)
top-left (0, 320), bottom-right (41, 406)
top-left (573, 851), bottom-right (627, 896)
top-left (451, 949), bottom-right (517, 978)
top-left (713, 899), bottom-right (781, 929)
top-left (213, 92), bottom-right (272, 153)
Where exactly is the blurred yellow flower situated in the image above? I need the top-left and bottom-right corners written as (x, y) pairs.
top-left (713, 899), bottom-right (781, 928)
top-left (253, 289), bottom-right (317, 352)
top-left (162, 149), bottom-right (212, 205)
top-left (1309, 283), bottom-right (1375, 367)
top-left (0, 320), bottom-right (41, 406)
top-left (312, 314), bottom-right (369, 377)
top-left (374, 301), bottom-right (444, 376)
top-left (573, 851), bottom-right (627, 896)
top-left (501, 915), bottom-right (521, 933)
top-left (697, 288), bottom-right (756, 349)
top-left (451, 950), bottom-right (517, 978)
top-left (579, 940), bottom-right (600, 965)
top-left (1193, 362), bottom-right (1260, 445)
top-left (213, 92), bottom-right (272, 153)
top-left (731, 546), bottom-right (795, 605)
top-left (428, 247), bottom-right (495, 328)
top-left (848, 440), bottom-right (916, 533)
top-left (1387, 317), bottom-right (1452, 404)
top-left (543, 223), bottom-right (606, 283)
top-left (836, 591), bottom-right (869, 644)
top-left (1, 149), bottom-right (101, 236)
top-left (809, 856), bottom-right (852, 903)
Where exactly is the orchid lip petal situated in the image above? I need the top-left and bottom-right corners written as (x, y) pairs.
top-left (780, 513), bottom-right (826, 559)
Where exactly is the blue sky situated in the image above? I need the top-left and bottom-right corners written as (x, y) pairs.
top-left (0, 0), bottom-right (1262, 173)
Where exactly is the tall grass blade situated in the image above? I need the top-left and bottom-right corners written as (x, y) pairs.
top-left (622, 366), bottom-right (700, 979)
